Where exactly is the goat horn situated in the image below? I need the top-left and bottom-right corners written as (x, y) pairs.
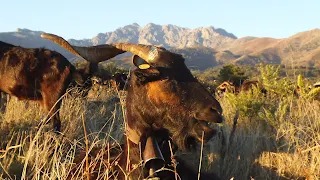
top-left (41, 33), bottom-right (125, 63)
top-left (113, 43), bottom-right (161, 63)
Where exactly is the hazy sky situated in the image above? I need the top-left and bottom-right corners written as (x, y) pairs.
top-left (1, 0), bottom-right (319, 39)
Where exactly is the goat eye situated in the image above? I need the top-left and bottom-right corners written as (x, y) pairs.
top-left (211, 107), bottom-right (217, 112)
top-left (162, 77), bottom-right (169, 81)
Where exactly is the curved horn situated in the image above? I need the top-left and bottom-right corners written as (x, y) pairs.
top-left (113, 43), bottom-right (160, 63)
top-left (41, 33), bottom-right (125, 63)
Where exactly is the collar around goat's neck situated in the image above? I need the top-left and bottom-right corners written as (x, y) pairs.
top-left (126, 124), bottom-right (141, 145)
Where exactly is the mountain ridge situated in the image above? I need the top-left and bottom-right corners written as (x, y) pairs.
top-left (68, 23), bottom-right (237, 48)
top-left (0, 24), bottom-right (319, 70)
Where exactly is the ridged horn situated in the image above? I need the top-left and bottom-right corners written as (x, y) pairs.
top-left (113, 43), bottom-right (160, 63)
top-left (41, 33), bottom-right (125, 63)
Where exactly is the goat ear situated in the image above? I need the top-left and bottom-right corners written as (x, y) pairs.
top-left (132, 55), bottom-right (150, 69)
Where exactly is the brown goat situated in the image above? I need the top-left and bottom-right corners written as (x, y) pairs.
top-left (41, 33), bottom-right (223, 179)
top-left (216, 81), bottom-right (237, 95)
top-left (0, 41), bottom-right (89, 132)
top-left (216, 80), bottom-right (265, 96)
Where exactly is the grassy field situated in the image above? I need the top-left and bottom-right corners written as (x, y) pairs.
top-left (0, 65), bottom-right (319, 180)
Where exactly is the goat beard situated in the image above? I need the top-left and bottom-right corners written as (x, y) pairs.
top-left (163, 114), bottom-right (198, 151)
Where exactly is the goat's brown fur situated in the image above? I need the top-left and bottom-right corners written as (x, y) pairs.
top-left (41, 34), bottom-right (224, 179)
top-left (216, 80), bottom-right (265, 96)
top-left (0, 41), bottom-right (83, 132)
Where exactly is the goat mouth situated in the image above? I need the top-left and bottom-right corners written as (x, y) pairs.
top-left (199, 120), bottom-right (218, 129)
top-left (192, 120), bottom-right (219, 142)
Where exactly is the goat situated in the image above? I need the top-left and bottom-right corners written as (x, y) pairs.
top-left (0, 41), bottom-right (88, 132)
top-left (216, 81), bottom-right (237, 95)
top-left (216, 80), bottom-right (265, 96)
top-left (41, 33), bottom-right (224, 179)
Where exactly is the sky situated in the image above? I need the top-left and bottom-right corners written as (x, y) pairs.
top-left (1, 0), bottom-right (319, 39)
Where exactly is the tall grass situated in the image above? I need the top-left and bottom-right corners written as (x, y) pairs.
top-left (0, 86), bottom-right (125, 179)
top-left (0, 65), bottom-right (319, 179)
top-left (209, 65), bottom-right (320, 179)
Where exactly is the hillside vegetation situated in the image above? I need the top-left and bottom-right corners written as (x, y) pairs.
top-left (0, 64), bottom-right (319, 179)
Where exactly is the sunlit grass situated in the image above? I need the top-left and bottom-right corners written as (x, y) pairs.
top-left (0, 66), bottom-right (320, 179)
top-left (0, 86), bottom-right (126, 179)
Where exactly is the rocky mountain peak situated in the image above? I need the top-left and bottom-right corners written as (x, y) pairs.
top-left (2, 24), bottom-right (318, 69)
top-left (67, 23), bottom-right (237, 48)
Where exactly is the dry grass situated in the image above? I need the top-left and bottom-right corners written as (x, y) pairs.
top-left (210, 89), bottom-right (320, 180)
top-left (0, 74), bottom-right (320, 179)
top-left (0, 86), bottom-right (126, 179)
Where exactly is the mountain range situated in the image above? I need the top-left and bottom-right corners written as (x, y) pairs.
top-left (0, 23), bottom-right (319, 70)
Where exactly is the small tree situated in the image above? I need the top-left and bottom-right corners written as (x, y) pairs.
top-left (217, 64), bottom-right (248, 86)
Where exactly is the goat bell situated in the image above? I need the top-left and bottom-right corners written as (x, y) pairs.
top-left (142, 136), bottom-right (165, 177)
